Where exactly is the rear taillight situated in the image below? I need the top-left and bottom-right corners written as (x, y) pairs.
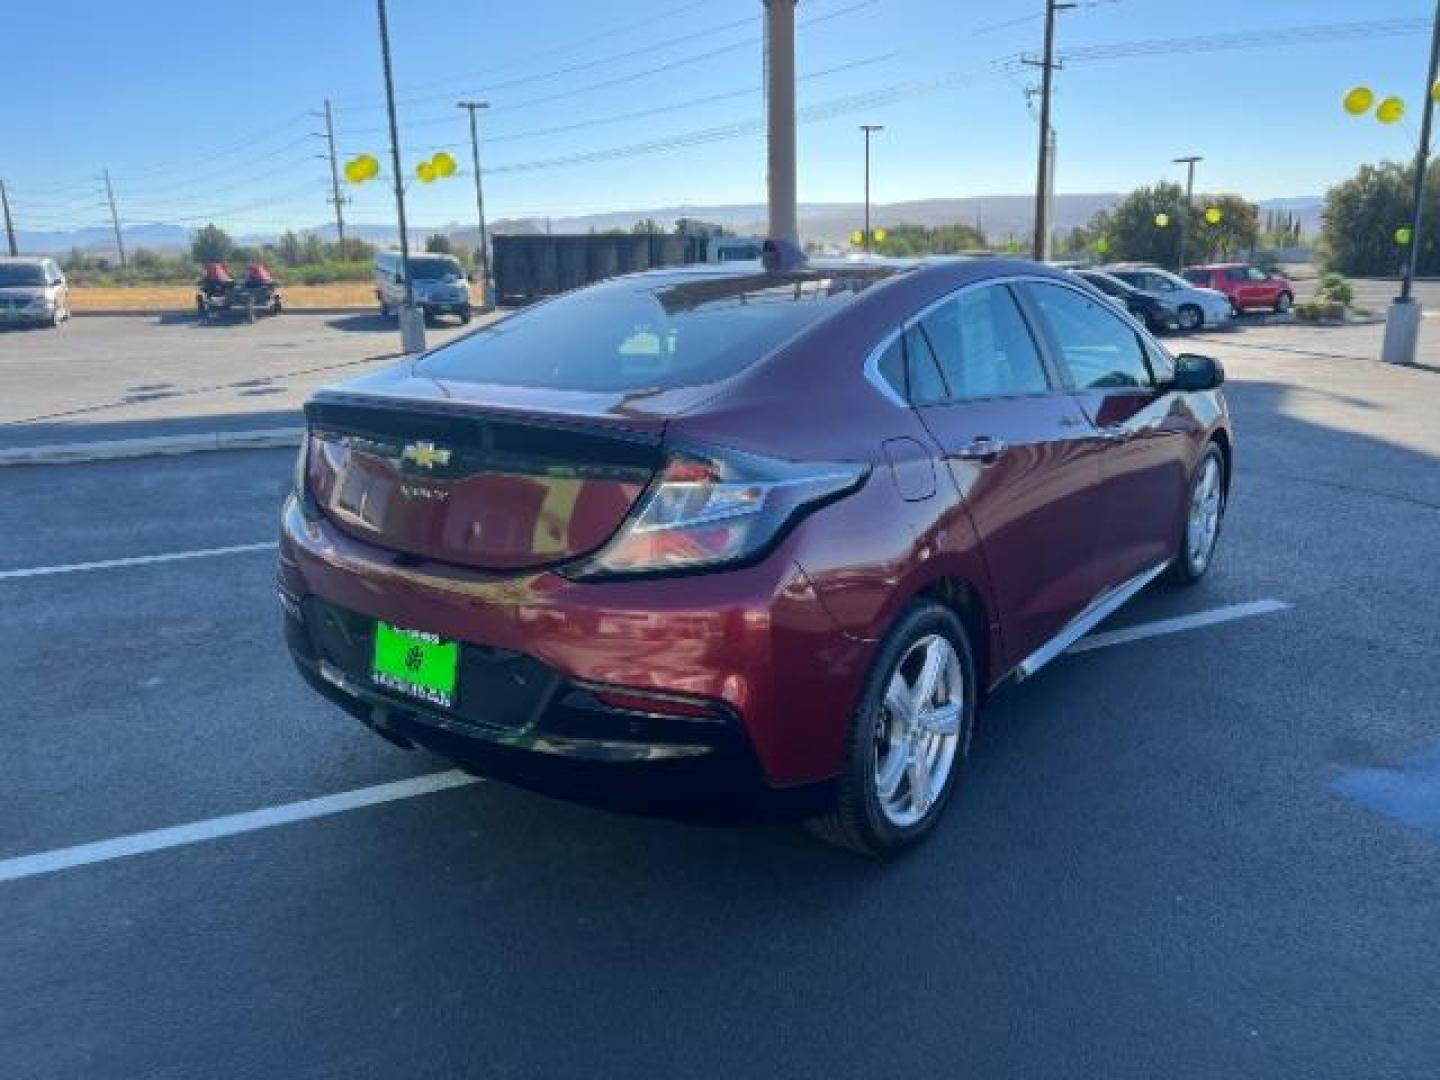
top-left (562, 445), bottom-right (866, 579)
top-left (292, 433), bottom-right (309, 499)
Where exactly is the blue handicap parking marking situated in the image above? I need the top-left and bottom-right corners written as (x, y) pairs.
top-left (1334, 743), bottom-right (1440, 838)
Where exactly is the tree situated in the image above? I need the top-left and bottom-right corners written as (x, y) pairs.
top-left (1321, 160), bottom-right (1440, 276)
top-left (631, 218), bottom-right (661, 235)
top-left (871, 222), bottom-right (986, 257)
top-left (276, 231), bottom-right (305, 267)
top-left (424, 233), bottom-right (453, 254)
top-left (1074, 183), bottom-right (1258, 266)
top-left (190, 223), bottom-right (235, 265)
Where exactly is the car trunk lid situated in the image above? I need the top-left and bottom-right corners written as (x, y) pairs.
top-left (303, 391), bottom-right (664, 572)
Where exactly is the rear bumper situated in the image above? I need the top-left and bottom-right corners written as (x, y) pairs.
top-left (278, 496), bottom-right (867, 817)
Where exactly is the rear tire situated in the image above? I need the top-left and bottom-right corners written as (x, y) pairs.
top-left (1167, 442), bottom-right (1227, 586)
top-left (805, 600), bottom-right (977, 858)
top-left (1274, 291), bottom-right (1293, 314)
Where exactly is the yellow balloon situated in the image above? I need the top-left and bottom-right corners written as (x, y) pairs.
top-left (872, 227), bottom-right (887, 243)
top-left (1396, 226), bottom-right (1414, 245)
top-left (1343, 86), bottom-right (1374, 116)
top-left (1155, 212), bottom-right (1170, 228)
top-left (1094, 237), bottom-right (1110, 254)
top-left (344, 159), bottom-right (366, 184)
top-left (1205, 207), bottom-right (1223, 226)
top-left (1433, 81), bottom-right (1440, 103)
top-left (1376, 96), bottom-right (1405, 124)
top-left (363, 155), bottom-right (380, 180)
top-left (416, 160), bottom-right (437, 183)
top-left (849, 230), bottom-right (864, 246)
top-left (431, 151), bottom-right (457, 178)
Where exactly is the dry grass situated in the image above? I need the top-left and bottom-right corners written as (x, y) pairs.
top-left (70, 283), bottom-right (374, 312)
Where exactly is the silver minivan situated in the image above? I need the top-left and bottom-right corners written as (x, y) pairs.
top-left (0, 257), bottom-right (69, 328)
top-left (374, 251), bottom-right (472, 325)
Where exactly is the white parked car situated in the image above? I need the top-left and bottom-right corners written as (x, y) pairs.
top-left (374, 251), bottom-right (473, 325)
top-left (0, 257), bottom-right (69, 328)
top-left (1101, 263), bottom-right (1233, 332)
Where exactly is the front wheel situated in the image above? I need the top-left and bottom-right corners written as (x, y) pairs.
top-left (806, 601), bottom-right (977, 858)
top-left (1168, 442), bottom-right (1227, 586)
top-left (1178, 304), bottom-right (1203, 332)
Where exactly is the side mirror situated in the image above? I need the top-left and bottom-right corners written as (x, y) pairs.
top-left (1172, 353), bottom-right (1225, 392)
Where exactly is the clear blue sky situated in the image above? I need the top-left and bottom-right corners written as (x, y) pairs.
top-left (3, 0), bottom-right (1435, 235)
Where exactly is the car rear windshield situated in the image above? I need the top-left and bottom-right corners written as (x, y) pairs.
top-left (0, 263), bottom-right (46, 287)
top-left (418, 267), bottom-right (902, 392)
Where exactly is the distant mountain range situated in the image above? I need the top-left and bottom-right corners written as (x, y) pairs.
top-left (11, 195), bottom-right (1325, 256)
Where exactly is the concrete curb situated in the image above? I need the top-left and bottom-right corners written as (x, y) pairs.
top-left (71, 308), bottom-right (367, 318)
top-left (0, 427), bottom-right (303, 467)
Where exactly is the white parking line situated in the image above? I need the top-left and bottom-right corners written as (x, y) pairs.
top-left (0, 597), bottom-right (1291, 886)
top-left (0, 771), bottom-right (480, 884)
top-left (0, 541), bottom-right (278, 581)
top-left (1068, 599), bottom-right (1291, 654)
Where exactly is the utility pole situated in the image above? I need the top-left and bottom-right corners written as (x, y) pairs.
top-left (375, 0), bottom-right (424, 353)
top-left (764, 0), bottom-right (799, 245)
top-left (1025, 0), bottom-right (1075, 261)
top-left (860, 124), bottom-right (883, 253)
top-left (102, 169), bottom-right (127, 269)
top-left (1173, 155), bottom-right (1202, 271)
top-left (0, 180), bottom-right (17, 256)
top-left (457, 100), bottom-right (491, 304)
top-left (1381, 0), bottom-right (1440, 364)
top-left (321, 99), bottom-right (347, 245)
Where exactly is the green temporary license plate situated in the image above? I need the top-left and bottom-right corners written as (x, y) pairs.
top-left (372, 622), bottom-right (459, 709)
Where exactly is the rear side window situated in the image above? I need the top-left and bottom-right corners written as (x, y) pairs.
top-left (917, 285), bottom-right (1049, 400)
top-left (904, 327), bottom-right (949, 405)
top-left (420, 267), bottom-right (900, 392)
top-left (1023, 282), bottom-right (1154, 390)
top-left (1225, 267), bottom-right (1249, 282)
top-left (1182, 269), bottom-right (1209, 285)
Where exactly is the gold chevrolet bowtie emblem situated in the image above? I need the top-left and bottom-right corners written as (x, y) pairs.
top-left (401, 440), bottom-right (451, 469)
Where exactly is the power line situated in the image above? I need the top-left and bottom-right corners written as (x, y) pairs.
top-left (337, 0), bottom-right (880, 136)
top-left (330, 0), bottom-right (715, 108)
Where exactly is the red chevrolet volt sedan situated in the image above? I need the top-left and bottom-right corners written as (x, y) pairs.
top-left (279, 255), bottom-right (1231, 856)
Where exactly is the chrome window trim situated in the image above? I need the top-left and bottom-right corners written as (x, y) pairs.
top-left (861, 326), bottom-right (909, 408)
top-left (862, 273), bottom-right (1098, 408)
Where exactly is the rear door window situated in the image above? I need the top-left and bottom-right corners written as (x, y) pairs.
top-left (917, 285), bottom-right (1050, 400)
top-left (1023, 282), bottom-right (1155, 390)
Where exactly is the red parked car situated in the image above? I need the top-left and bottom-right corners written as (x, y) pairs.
top-left (280, 254), bottom-right (1232, 856)
top-left (1183, 263), bottom-right (1294, 315)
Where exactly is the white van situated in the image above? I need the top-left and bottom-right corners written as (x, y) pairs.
top-left (374, 251), bottom-right (472, 325)
top-left (0, 257), bottom-right (69, 328)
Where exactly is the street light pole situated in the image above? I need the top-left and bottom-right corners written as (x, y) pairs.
top-left (457, 100), bottom-right (491, 307)
top-left (860, 124), bottom-right (883, 253)
top-left (375, 0), bottom-right (424, 353)
top-left (1382, 0), bottom-right (1440, 364)
top-left (0, 180), bottom-right (17, 256)
top-left (1174, 155), bottom-right (1202, 271)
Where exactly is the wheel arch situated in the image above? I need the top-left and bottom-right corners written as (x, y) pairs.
top-left (913, 573), bottom-right (998, 701)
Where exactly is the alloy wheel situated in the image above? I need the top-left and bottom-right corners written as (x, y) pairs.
top-left (872, 634), bottom-right (964, 828)
top-left (1186, 454), bottom-right (1224, 574)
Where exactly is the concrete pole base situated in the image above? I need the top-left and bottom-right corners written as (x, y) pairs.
top-left (399, 305), bottom-right (428, 355)
top-left (1381, 298), bottom-right (1422, 365)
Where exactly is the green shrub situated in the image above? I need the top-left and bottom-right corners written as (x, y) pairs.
top-left (1295, 299), bottom-right (1346, 322)
top-left (1315, 273), bottom-right (1354, 306)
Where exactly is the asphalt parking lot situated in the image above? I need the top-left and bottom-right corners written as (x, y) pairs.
top-left (0, 312), bottom-right (479, 447)
top-left (2, 315), bottom-right (1438, 1077)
